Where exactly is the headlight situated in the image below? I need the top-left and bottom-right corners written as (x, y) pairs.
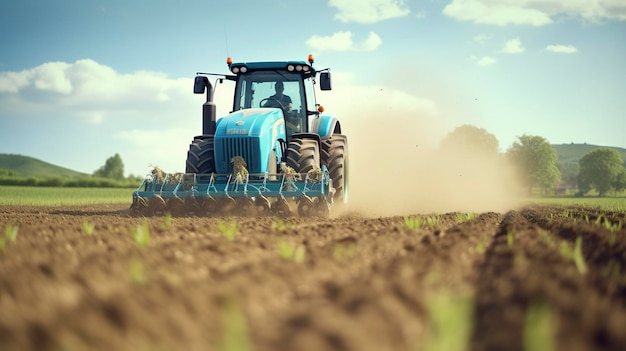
top-left (240, 66), bottom-right (248, 73)
top-left (231, 67), bottom-right (240, 74)
top-left (287, 65), bottom-right (295, 72)
top-left (295, 65), bottom-right (303, 71)
top-left (302, 65), bottom-right (310, 72)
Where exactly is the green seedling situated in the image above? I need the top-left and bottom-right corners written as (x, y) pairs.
top-left (131, 221), bottom-right (151, 249)
top-left (129, 258), bottom-right (146, 285)
top-left (559, 236), bottom-right (587, 275)
top-left (595, 215), bottom-right (603, 225)
top-left (475, 234), bottom-right (489, 254)
top-left (424, 291), bottom-right (474, 351)
top-left (538, 229), bottom-right (554, 245)
top-left (573, 236), bottom-right (588, 275)
top-left (404, 215), bottom-right (440, 230)
top-left (456, 212), bottom-right (477, 224)
top-left (162, 212), bottom-right (173, 229)
top-left (271, 220), bottom-right (292, 232)
top-left (524, 299), bottom-right (556, 351)
top-left (217, 221), bottom-right (239, 241)
top-left (217, 298), bottom-right (252, 351)
top-left (4, 224), bottom-right (18, 242)
top-left (507, 231), bottom-right (515, 247)
top-left (333, 242), bottom-right (356, 259)
top-left (82, 221), bottom-right (95, 236)
top-left (277, 240), bottom-right (305, 263)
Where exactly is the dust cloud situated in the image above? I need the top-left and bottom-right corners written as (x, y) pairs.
top-left (325, 83), bottom-right (526, 217)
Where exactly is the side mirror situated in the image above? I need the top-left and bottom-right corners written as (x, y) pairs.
top-left (320, 72), bottom-right (332, 91)
top-left (194, 76), bottom-right (208, 94)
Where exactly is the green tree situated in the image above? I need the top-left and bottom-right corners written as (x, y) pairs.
top-left (440, 124), bottom-right (499, 157)
top-left (578, 148), bottom-right (625, 196)
top-left (507, 135), bottom-right (561, 195)
top-left (614, 170), bottom-right (626, 193)
top-left (93, 153), bottom-right (125, 180)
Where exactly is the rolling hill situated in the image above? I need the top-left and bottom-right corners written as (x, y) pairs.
top-left (552, 143), bottom-right (626, 165)
top-left (0, 154), bottom-right (87, 178)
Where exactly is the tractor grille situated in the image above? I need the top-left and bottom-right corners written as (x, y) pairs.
top-left (218, 137), bottom-right (260, 173)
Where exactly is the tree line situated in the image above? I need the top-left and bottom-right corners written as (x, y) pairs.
top-left (0, 153), bottom-right (142, 188)
top-left (442, 125), bottom-right (626, 197)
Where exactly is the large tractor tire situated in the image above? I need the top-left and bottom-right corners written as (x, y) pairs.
top-left (186, 136), bottom-right (216, 174)
top-left (321, 134), bottom-right (349, 204)
top-left (285, 138), bottom-right (320, 173)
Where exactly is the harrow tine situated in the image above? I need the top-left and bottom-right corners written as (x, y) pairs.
top-left (255, 196), bottom-right (271, 216)
top-left (273, 197), bottom-right (292, 217)
top-left (149, 195), bottom-right (167, 216)
top-left (167, 196), bottom-right (186, 216)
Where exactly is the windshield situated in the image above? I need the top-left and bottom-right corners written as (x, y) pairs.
top-left (233, 71), bottom-right (304, 112)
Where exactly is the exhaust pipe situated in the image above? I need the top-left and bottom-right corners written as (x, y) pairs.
top-left (194, 76), bottom-right (217, 135)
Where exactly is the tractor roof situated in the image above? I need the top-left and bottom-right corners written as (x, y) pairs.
top-left (229, 60), bottom-right (315, 76)
top-left (233, 61), bottom-right (308, 70)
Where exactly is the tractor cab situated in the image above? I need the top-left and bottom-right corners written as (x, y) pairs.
top-left (228, 58), bottom-right (331, 140)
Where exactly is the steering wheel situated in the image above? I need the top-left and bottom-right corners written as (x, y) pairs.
top-left (260, 98), bottom-right (286, 110)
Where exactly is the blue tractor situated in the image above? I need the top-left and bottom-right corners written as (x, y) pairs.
top-left (130, 55), bottom-right (348, 217)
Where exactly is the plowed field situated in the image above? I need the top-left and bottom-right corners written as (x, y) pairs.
top-left (1, 204), bottom-right (625, 351)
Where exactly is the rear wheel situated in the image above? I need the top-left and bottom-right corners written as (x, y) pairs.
top-left (186, 136), bottom-right (215, 174)
top-left (321, 135), bottom-right (349, 204)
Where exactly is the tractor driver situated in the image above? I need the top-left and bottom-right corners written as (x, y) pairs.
top-left (263, 81), bottom-right (293, 111)
top-left (263, 81), bottom-right (301, 135)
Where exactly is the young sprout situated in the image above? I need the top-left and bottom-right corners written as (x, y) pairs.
top-left (424, 291), bottom-right (474, 351)
top-left (4, 224), bottom-right (18, 242)
top-left (131, 221), bottom-right (151, 249)
top-left (507, 231), bottom-right (515, 247)
top-left (559, 236), bottom-right (587, 275)
top-left (333, 242), bottom-right (356, 259)
top-left (217, 298), bottom-right (252, 351)
top-left (524, 299), bottom-right (556, 351)
top-left (456, 212), bottom-right (477, 224)
top-left (271, 220), bottom-right (291, 232)
top-left (82, 221), bottom-right (95, 236)
top-left (162, 212), bottom-right (173, 229)
top-left (475, 234), bottom-right (489, 254)
top-left (129, 258), bottom-right (146, 285)
top-left (217, 221), bottom-right (239, 241)
top-left (277, 240), bottom-right (305, 263)
top-left (404, 215), bottom-right (440, 230)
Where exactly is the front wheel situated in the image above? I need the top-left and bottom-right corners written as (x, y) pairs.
top-left (284, 138), bottom-right (320, 174)
top-left (186, 136), bottom-right (215, 174)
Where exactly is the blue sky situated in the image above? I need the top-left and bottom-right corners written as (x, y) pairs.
top-left (1, 0), bottom-right (625, 178)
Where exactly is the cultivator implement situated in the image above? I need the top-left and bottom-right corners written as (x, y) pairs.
top-left (130, 169), bottom-right (333, 217)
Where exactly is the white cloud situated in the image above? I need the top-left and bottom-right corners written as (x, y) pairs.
top-left (306, 31), bottom-right (382, 52)
top-left (0, 59), bottom-right (197, 116)
top-left (0, 59), bottom-right (235, 176)
top-left (501, 38), bottom-right (525, 54)
top-left (329, 0), bottom-right (410, 23)
top-left (471, 56), bottom-right (497, 66)
top-left (443, 0), bottom-right (552, 26)
top-left (545, 44), bottom-right (578, 53)
top-left (443, 0), bottom-right (626, 26)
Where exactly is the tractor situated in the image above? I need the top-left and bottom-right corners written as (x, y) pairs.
top-left (130, 55), bottom-right (348, 217)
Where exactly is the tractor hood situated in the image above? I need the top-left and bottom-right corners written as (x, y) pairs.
top-left (215, 108), bottom-right (286, 138)
top-left (213, 108), bottom-right (287, 174)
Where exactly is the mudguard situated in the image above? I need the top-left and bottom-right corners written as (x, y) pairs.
top-left (312, 115), bottom-right (341, 138)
